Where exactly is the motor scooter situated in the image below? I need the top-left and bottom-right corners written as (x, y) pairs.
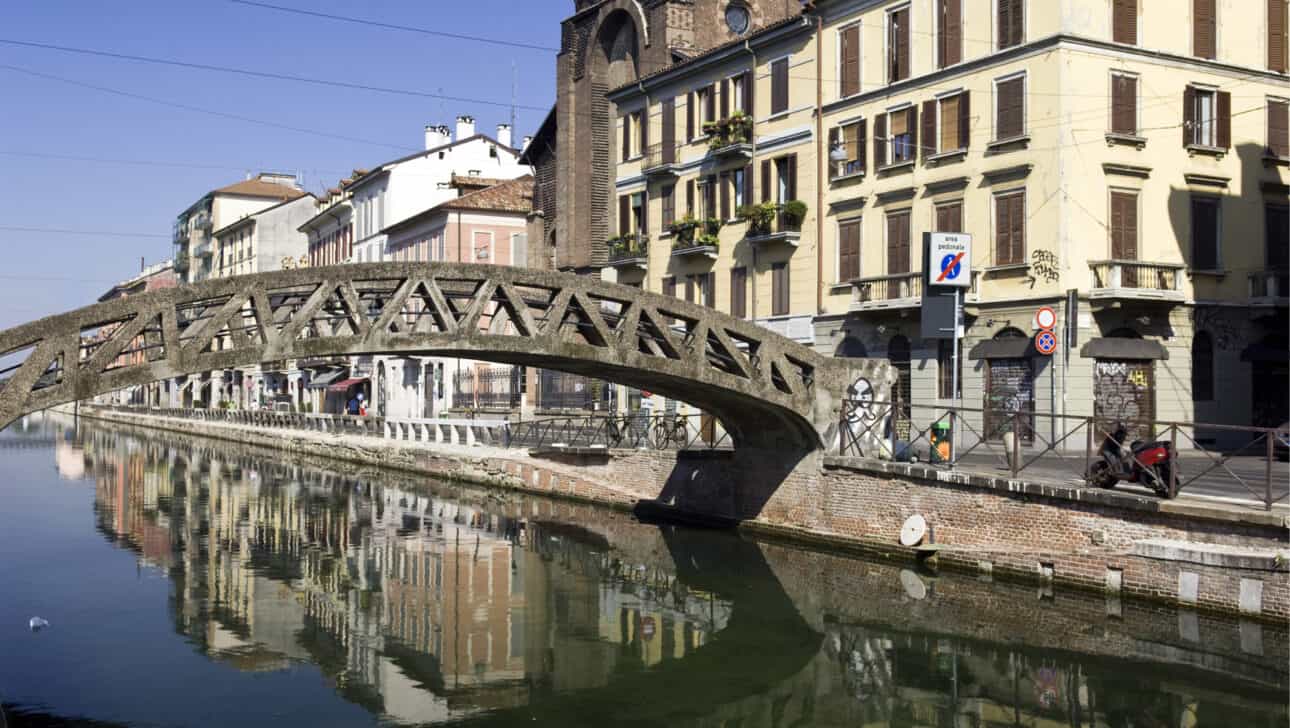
top-left (1086, 424), bottom-right (1178, 498)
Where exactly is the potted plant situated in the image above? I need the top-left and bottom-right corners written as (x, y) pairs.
top-left (726, 110), bottom-right (752, 144)
top-left (781, 199), bottom-right (808, 231)
top-left (695, 233), bottom-right (720, 249)
top-left (740, 202), bottom-right (778, 235)
top-left (668, 215), bottom-right (698, 245)
top-left (701, 217), bottom-right (724, 237)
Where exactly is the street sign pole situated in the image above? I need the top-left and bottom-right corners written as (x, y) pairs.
top-left (950, 285), bottom-right (960, 468)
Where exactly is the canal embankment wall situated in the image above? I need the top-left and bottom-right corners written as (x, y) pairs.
top-left (70, 407), bottom-right (1289, 621)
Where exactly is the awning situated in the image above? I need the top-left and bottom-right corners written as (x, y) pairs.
top-left (1240, 343), bottom-right (1289, 363)
top-left (327, 377), bottom-right (368, 393)
top-left (1080, 337), bottom-right (1169, 360)
top-left (306, 369), bottom-right (347, 389)
top-left (968, 337), bottom-right (1032, 360)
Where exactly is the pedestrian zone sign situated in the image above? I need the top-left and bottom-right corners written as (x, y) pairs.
top-left (929, 233), bottom-right (972, 288)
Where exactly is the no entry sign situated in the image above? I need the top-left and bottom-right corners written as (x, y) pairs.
top-left (1035, 329), bottom-right (1058, 356)
top-left (928, 233), bottom-right (972, 288)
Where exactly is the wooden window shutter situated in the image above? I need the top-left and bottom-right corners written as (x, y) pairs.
top-left (921, 100), bottom-right (937, 156)
top-left (705, 272), bottom-right (716, 308)
top-left (856, 118), bottom-right (868, 172)
top-left (772, 262), bottom-right (789, 315)
top-left (1112, 75), bottom-right (1136, 134)
top-left (640, 109), bottom-right (648, 152)
top-left (1183, 86), bottom-right (1196, 146)
top-left (874, 113), bottom-right (888, 168)
top-left (743, 164), bottom-right (753, 203)
top-left (661, 185), bottom-right (675, 228)
top-left (1191, 198), bottom-right (1219, 269)
top-left (663, 276), bottom-right (676, 298)
top-left (771, 58), bottom-right (789, 113)
top-left (1194, 0), bottom-right (1215, 58)
top-left (684, 276), bottom-right (695, 303)
top-left (1110, 191), bottom-right (1138, 260)
top-left (743, 70), bottom-right (755, 115)
top-left (687, 92), bottom-right (695, 141)
top-left (1113, 0), bottom-right (1137, 44)
top-left (1011, 194), bottom-right (1026, 264)
top-left (999, 0), bottom-right (1023, 48)
top-left (760, 159), bottom-right (772, 202)
top-left (895, 8), bottom-right (910, 80)
top-left (621, 115), bottom-right (631, 162)
top-left (1217, 90), bottom-right (1231, 148)
top-left (721, 78), bottom-right (730, 119)
top-left (662, 98), bottom-right (676, 161)
top-left (1271, 0), bottom-right (1288, 72)
top-left (1269, 101), bottom-right (1289, 157)
top-left (719, 172), bottom-right (731, 220)
top-left (996, 195), bottom-right (1010, 263)
top-left (686, 179), bottom-right (696, 216)
top-left (839, 220), bottom-right (860, 281)
top-left (619, 195), bottom-right (630, 236)
top-left (841, 25), bottom-right (860, 97)
top-left (785, 154), bottom-right (798, 201)
top-left (957, 92), bottom-right (970, 149)
top-left (730, 267), bottom-right (746, 318)
top-left (639, 189), bottom-right (649, 234)
top-left (706, 84), bottom-right (717, 122)
top-left (828, 127), bottom-right (840, 179)
top-left (942, 0), bottom-right (962, 66)
top-left (844, 122), bottom-right (861, 166)
top-left (997, 76), bottom-right (1024, 139)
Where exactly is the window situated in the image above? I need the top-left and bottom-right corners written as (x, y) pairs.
top-left (770, 57), bottom-right (789, 114)
top-left (1269, 99), bottom-right (1289, 157)
top-left (886, 210), bottom-right (912, 275)
top-left (762, 154), bottom-right (798, 203)
top-left (890, 107), bottom-right (917, 164)
top-left (1190, 196), bottom-right (1220, 270)
top-left (933, 91), bottom-right (969, 152)
top-left (1110, 73), bottom-right (1138, 135)
top-left (1191, 332), bottom-right (1214, 401)
top-left (771, 262), bottom-right (790, 315)
top-left (887, 5), bottom-right (911, 82)
top-left (938, 339), bottom-right (963, 398)
top-left (622, 110), bottom-right (643, 161)
top-left (729, 73), bottom-right (746, 113)
top-left (938, 0), bottom-right (962, 67)
top-left (840, 24), bottom-right (861, 97)
top-left (994, 74), bottom-right (1026, 140)
top-left (1109, 191), bottom-right (1139, 285)
top-left (1185, 86), bottom-right (1229, 148)
top-left (632, 192), bottom-right (646, 234)
top-left (935, 201), bottom-right (963, 232)
top-left (663, 276), bottom-right (677, 298)
top-left (688, 85), bottom-right (717, 141)
top-left (994, 190), bottom-right (1026, 265)
top-left (1193, 0), bottom-right (1216, 59)
top-left (687, 273), bottom-right (715, 307)
top-left (838, 218), bottom-right (861, 281)
top-left (828, 119), bottom-right (866, 178)
top-left (1272, 0), bottom-right (1288, 72)
top-left (998, 0), bottom-right (1024, 49)
top-left (700, 175), bottom-right (717, 219)
top-left (730, 267), bottom-right (748, 318)
top-left (1112, 0), bottom-right (1137, 44)
top-left (1266, 204), bottom-right (1288, 268)
top-left (661, 184), bottom-right (675, 228)
top-left (731, 167), bottom-right (746, 210)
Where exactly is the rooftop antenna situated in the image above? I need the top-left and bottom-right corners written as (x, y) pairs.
top-left (510, 60), bottom-right (517, 142)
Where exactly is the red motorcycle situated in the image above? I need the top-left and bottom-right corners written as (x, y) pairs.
top-left (1086, 424), bottom-right (1178, 498)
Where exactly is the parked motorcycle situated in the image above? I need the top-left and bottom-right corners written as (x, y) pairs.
top-left (1086, 424), bottom-right (1178, 498)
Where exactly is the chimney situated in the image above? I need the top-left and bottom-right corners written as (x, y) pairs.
top-left (496, 123), bottom-right (512, 149)
top-left (424, 124), bottom-right (450, 150)
top-left (522, 135), bottom-right (534, 152)
top-left (455, 115), bottom-right (475, 141)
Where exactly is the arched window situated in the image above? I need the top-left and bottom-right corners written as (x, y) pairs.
top-left (1191, 331), bottom-right (1214, 401)
top-left (835, 336), bottom-right (867, 358)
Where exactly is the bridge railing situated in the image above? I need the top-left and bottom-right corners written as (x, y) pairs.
top-left (507, 412), bottom-right (732, 452)
top-left (838, 400), bottom-right (1289, 511)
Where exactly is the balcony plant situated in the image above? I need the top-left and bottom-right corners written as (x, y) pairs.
top-left (667, 215), bottom-right (699, 245)
top-left (739, 202), bottom-right (778, 236)
top-left (781, 199), bottom-right (808, 231)
top-left (702, 111), bottom-right (754, 150)
top-left (701, 217), bottom-right (724, 237)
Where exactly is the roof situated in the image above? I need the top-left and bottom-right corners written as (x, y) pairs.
top-left (214, 178), bottom-right (307, 200)
top-left (381, 176), bottom-right (534, 237)
top-left (608, 15), bottom-right (811, 96)
top-left (519, 106), bottom-right (557, 166)
top-left (451, 174), bottom-right (508, 190)
top-left (347, 133), bottom-right (522, 193)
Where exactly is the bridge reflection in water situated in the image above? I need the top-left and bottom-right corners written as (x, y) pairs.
top-left (15, 415), bottom-right (1287, 727)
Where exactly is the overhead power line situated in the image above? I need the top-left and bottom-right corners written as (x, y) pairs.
top-left (0, 38), bottom-right (549, 112)
top-left (227, 0), bottom-right (560, 53)
top-left (0, 225), bottom-right (170, 239)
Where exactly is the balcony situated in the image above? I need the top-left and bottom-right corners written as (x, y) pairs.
top-left (193, 240), bottom-right (213, 258)
top-left (607, 233), bottom-right (649, 270)
top-left (173, 249), bottom-right (190, 274)
top-left (641, 143), bottom-right (678, 178)
top-left (743, 202), bottom-right (805, 247)
top-left (702, 113), bottom-right (754, 162)
top-left (193, 213), bottom-right (212, 231)
top-left (173, 225), bottom-right (188, 245)
top-left (668, 218), bottom-right (720, 261)
top-left (1249, 269), bottom-right (1289, 306)
top-left (1088, 260), bottom-right (1185, 302)
top-left (850, 272), bottom-right (923, 311)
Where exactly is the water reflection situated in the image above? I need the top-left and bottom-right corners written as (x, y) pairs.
top-left (4, 414), bottom-right (1287, 727)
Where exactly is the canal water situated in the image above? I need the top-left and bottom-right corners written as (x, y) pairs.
top-left (0, 414), bottom-right (1285, 727)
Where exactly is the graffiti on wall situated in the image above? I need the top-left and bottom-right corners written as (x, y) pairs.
top-left (1192, 307), bottom-right (1248, 351)
top-left (1030, 250), bottom-right (1060, 286)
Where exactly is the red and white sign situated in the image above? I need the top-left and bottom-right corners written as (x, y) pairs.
top-left (1035, 329), bottom-right (1058, 356)
top-left (1035, 306), bottom-right (1057, 330)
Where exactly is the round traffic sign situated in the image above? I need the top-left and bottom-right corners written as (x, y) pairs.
top-left (1035, 329), bottom-right (1058, 356)
top-left (938, 253), bottom-right (963, 281)
top-left (1035, 306), bottom-right (1057, 330)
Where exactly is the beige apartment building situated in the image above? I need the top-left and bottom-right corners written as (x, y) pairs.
top-left (610, 0), bottom-right (1288, 444)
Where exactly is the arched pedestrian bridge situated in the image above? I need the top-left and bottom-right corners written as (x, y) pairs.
top-left (0, 263), bottom-right (891, 450)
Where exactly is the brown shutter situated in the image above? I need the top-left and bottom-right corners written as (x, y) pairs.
top-left (839, 220), bottom-right (860, 281)
top-left (719, 172), bottom-right (730, 220)
top-left (874, 113), bottom-right (888, 168)
top-left (706, 84), bottom-right (717, 122)
top-left (663, 277), bottom-right (676, 298)
top-left (621, 115), bottom-right (631, 163)
top-left (721, 77), bottom-right (730, 119)
top-left (1183, 85), bottom-right (1196, 146)
top-left (857, 118), bottom-right (868, 172)
top-left (943, 0), bottom-right (962, 66)
top-left (1113, 0), bottom-right (1137, 44)
top-left (785, 154), bottom-right (798, 201)
top-left (1011, 194), bottom-right (1026, 264)
top-left (730, 267), bottom-right (747, 318)
top-left (1217, 90), bottom-right (1231, 148)
top-left (686, 179), bottom-right (696, 216)
top-left (844, 123), bottom-right (861, 166)
top-left (743, 70), bottom-right (755, 115)
top-left (921, 100), bottom-right (937, 156)
top-left (1194, 0), bottom-right (1215, 58)
top-left (661, 184), bottom-right (675, 228)
top-left (842, 25), bottom-right (860, 97)
top-left (662, 98), bottom-right (676, 163)
top-left (1269, 101), bottom-right (1290, 156)
top-left (896, 8), bottom-right (910, 80)
top-left (619, 195), bottom-right (630, 236)
top-left (742, 164), bottom-right (753, 205)
top-left (687, 92), bottom-right (695, 141)
top-left (706, 272), bottom-right (716, 308)
top-left (640, 108), bottom-right (648, 154)
top-left (760, 159), bottom-right (772, 202)
top-left (828, 126), bottom-right (840, 179)
top-left (997, 76), bottom-right (1024, 139)
top-left (999, 0), bottom-right (1017, 48)
top-left (1112, 75), bottom-right (1136, 134)
top-left (1272, 0), bottom-right (1288, 72)
top-left (771, 58), bottom-right (789, 113)
top-left (1110, 191), bottom-right (1126, 259)
top-left (772, 262), bottom-right (789, 315)
top-left (957, 92), bottom-right (971, 149)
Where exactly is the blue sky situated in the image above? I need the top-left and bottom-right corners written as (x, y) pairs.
top-left (0, 0), bottom-right (565, 329)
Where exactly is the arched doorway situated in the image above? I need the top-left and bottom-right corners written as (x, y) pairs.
top-left (1093, 328), bottom-right (1154, 440)
top-left (982, 327), bottom-right (1034, 442)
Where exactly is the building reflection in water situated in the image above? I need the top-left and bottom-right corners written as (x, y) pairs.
top-left (54, 417), bottom-right (1287, 728)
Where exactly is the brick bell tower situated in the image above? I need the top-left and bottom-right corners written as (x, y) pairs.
top-left (538, 0), bottom-right (800, 274)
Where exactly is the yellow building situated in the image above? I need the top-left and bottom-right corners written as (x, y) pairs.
top-left (610, 0), bottom-right (1289, 444)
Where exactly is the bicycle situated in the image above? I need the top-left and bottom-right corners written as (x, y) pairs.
top-left (650, 414), bottom-right (690, 450)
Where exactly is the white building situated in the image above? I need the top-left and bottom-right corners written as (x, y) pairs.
top-left (173, 173), bottom-right (306, 283)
